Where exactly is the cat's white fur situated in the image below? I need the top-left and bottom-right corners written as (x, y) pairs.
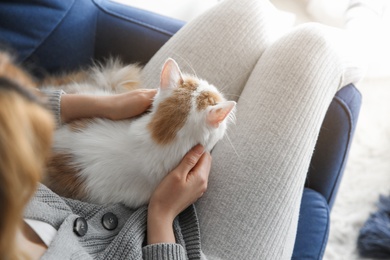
top-left (48, 58), bottom-right (236, 208)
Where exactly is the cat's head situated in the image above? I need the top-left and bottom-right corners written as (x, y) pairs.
top-left (148, 58), bottom-right (236, 152)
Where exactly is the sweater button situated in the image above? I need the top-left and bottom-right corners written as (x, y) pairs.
top-left (73, 217), bottom-right (88, 237)
top-left (102, 212), bottom-right (118, 230)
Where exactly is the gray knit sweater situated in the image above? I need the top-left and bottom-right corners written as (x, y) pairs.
top-left (25, 90), bottom-right (203, 259)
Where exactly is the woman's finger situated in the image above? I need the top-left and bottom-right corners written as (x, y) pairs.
top-left (189, 152), bottom-right (211, 192)
top-left (176, 145), bottom-right (205, 174)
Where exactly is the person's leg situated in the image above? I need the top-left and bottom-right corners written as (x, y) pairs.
top-left (196, 23), bottom-right (346, 259)
top-left (141, 0), bottom-right (349, 259)
top-left (141, 0), bottom-right (278, 100)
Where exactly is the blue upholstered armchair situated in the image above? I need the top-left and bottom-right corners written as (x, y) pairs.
top-left (0, 1), bottom-right (361, 259)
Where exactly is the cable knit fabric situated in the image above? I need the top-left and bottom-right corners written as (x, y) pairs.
top-left (24, 185), bottom-right (202, 259)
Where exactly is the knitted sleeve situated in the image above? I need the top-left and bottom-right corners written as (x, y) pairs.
top-left (41, 89), bottom-right (65, 127)
top-left (142, 243), bottom-right (187, 260)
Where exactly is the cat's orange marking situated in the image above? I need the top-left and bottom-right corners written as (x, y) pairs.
top-left (44, 153), bottom-right (86, 200)
top-left (148, 76), bottom-right (199, 145)
top-left (196, 91), bottom-right (222, 111)
top-left (181, 76), bottom-right (198, 91)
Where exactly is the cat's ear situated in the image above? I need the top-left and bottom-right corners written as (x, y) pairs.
top-left (160, 58), bottom-right (183, 90)
top-left (207, 101), bottom-right (236, 128)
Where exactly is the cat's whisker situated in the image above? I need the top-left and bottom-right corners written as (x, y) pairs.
top-left (223, 93), bottom-right (250, 104)
top-left (225, 132), bottom-right (240, 158)
top-left (228, 110), bottom-right (237, 125)
top-left (217, 73), bottom-right (248, 99)
top-left (172, 53), bottom-right (197, 78)
top-left (218, 83), bottom-right (232, 93)
top-left (120, 80), bottom-right (138, 85)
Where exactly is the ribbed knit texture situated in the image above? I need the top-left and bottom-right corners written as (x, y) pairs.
top-left (200, 23), bottom-right (344, 260)
top-left (140, 0), bottom-right (353, 259)
top-left (24, 185), bottom-right (203, 259)
top-left (197, 23), bottom-right (345, 259)
top-left (141, 0), bottom-right (277, 101)
top-left (142, 244), bottom-right (186, 260)
top-left (41, 89), bottom-right (65, 126)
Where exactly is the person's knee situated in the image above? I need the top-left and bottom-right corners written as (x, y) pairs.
top-left (292, 22), bottom-right (366, 86)
top-left (288, 22), bottom-right (342, 58)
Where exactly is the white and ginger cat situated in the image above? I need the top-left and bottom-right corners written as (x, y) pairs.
top-left (43, 58), bottom-right (236, 208)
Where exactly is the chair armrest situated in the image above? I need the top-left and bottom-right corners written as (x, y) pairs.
top-left (306, 83), bottom-right (362, 209)
top-left (0, 0), bottom-right (98, 75)
top-left (292, 188), bottom-right (330, 260)
top-left (94, 0), bottom-right (185, 65)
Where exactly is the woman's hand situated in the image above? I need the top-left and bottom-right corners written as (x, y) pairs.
top-left (102, 89), bottom-right (157, 120)
top-left (147, 145), bottom-right (212, 244)
top-left (60, 89), bottom-right (157, 123)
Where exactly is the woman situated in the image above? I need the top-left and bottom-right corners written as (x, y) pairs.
top-left (0, 0), bottom-right (361, 258)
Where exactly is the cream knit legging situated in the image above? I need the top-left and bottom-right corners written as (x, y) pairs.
top-left (142, 0), bottom-right (347, 259)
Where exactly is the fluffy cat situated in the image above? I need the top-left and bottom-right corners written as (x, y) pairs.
top-left (43, 58), bottom-right (236, 208)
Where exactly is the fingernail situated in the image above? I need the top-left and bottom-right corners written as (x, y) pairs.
top-left (194, 144), bottom-right (204, 155)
